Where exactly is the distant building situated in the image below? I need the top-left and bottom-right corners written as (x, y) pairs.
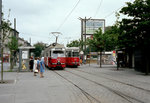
top-left (18, 37), bottom-right (31, 47)
top-left (1, 29), bottom-right (31, 62)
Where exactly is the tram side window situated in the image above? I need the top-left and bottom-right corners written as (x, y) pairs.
top-left (49, 51), bottom-right (51, 57)
top-left (68, 51), bottom-right (71, 57)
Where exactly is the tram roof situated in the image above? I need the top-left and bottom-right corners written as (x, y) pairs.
top-left (46, 43), bottom-right (65, 49)
top-left (66, 47), bottom-right (79, 50)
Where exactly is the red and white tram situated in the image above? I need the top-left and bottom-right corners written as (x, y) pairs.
top-left (66, 47), bottom-right (80, 67)
top-left (43, 43), bottom-right (66, 69)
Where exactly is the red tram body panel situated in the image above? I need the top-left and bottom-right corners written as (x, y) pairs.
top-left (66, 57), bottom-right (80, 66)
top-left (66, 47), bottom-right (80, 67)
top-left (47, 57), bottom-right (66, 68)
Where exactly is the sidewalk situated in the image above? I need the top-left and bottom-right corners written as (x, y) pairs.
top-left (0, 64), bottom-right (150, 103)
top-left (0, 71), bottom-right (51, 103)
top-left (0, 62), bottom-right (19, 72)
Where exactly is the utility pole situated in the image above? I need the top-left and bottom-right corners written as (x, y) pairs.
top-left (80, 18), bottom-right (83, 51)
top-left (84, 17), bottom-right (87, 58)
top-left (0, 0), bottom-right (2, 55)
top-left (79, 17), bottom-right (91, 64)
top-left (29, 38), bottom-right (31, 45)
top-left (0, 0), bottom-right (2, 83)
top-left (0, 0), bottom-right (4, 83)
top-left (14, 18), bottom-right (16, 36)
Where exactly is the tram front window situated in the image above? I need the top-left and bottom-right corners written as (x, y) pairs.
top-left (52, 51), bottom-right (65, 58)
top-left (73, 52), bottom-right (79, 57)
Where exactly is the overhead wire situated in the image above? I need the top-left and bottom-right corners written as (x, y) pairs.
top-left (93, 0), bottom-right (103, 18)
top-left (103, 6), bottom-right (123, 19)
top-left (103, 0), bottom-right (133, 26)
top-left (103, 0), bottom-right (133, 19)
top-left (56, 0), bottom-right (81, 31)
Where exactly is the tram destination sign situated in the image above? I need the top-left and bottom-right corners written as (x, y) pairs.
top-left (55, 48), bottom-right (62, 50)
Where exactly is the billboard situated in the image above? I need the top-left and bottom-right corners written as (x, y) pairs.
top-left (83, 19), bottom-right (105, 34)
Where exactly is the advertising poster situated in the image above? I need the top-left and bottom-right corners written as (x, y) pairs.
top-left (22, 51), bottom-right (28, 59)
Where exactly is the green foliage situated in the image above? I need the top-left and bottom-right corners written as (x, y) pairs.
top-left (87, 28), bottom-right (104, 52)
top-left (0, 20), bottom-right (12, 43)
top-left (118, 0), bottom-right (150, 48)
top-left (7, 36), bottom-right (19, 51)
top-left (1, 19), bottom-right (12, 82)
top-left (87, 26), bottom-right (119, 53)
top-left (33, 42), bottom-right (47, 57)
top-left (67, 40), bottom-right (80, 47)
top-left (104, 25), bottom-right (119, 50)
top-left (6, 34), bottom-right (18, 71)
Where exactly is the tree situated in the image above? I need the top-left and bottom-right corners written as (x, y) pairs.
top-left (119, 0), bottom-right (150, 48)
top-left (67, 40), bottom-right (80, 47)
top-left (66, 39), bottom-right (86, 53)
top-left (87, 26), bottom-right (119, 68)
top-left (103, 25), bottom-right (119, 51)
top-left (33, 42), bottom-right (47, 57)
top-left (7, 36), bottom-right (19, 71)
top-left (0, 20), bottom-right (11, 83)
top-left (87, 28), bottom-right (105, 68)
top-left (118, 0), bottom-right (150, 74)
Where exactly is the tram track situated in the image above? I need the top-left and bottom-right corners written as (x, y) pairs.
top-left (70, 68), bottom-right (150, 93)
top-left (52, 70), bottom-right (102, 103)
top-left (65, 69), bottom-right (146, 103)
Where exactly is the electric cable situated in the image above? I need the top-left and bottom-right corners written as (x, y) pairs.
top-left (103, 0), bottom-right (133, 19)
top-left (94, 0), bottom-right (103, 18)
top-left (56, 0), bottom-right (81, 31)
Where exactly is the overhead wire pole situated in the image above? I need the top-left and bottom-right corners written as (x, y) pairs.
top-left (0, 0), bottom-right (2, 54)
top-left (81, 18), bottom-right (83, 51)
top-left (79, 17), bottom-right (91, 64)
top-left (84, 17), bottom-right (87, 59)
top-left (0, 0), bottom-right (3, 83)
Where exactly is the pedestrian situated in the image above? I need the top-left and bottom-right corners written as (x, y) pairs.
top-left (33, 57), bottom-right (38, 76)
top-left (40, 57), bottom-right (45, 78)
top-left (29, 56), bottom-right (34, 72)
top-left (80, 58), bottom-right (82, 65)
top-left (37, 57), bottom-right (40, 72)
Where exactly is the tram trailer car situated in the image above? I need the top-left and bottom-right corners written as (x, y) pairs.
top-left (66, 47), bottom-right (80, 67)
top-left (43, 43), bottom-right (66, 69)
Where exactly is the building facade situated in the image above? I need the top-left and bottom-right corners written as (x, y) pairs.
top-left (1, 29), bottom-right (31, 62)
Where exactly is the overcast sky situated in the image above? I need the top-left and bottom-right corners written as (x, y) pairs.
top-left (3, 0), bottom-right (132, 46)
